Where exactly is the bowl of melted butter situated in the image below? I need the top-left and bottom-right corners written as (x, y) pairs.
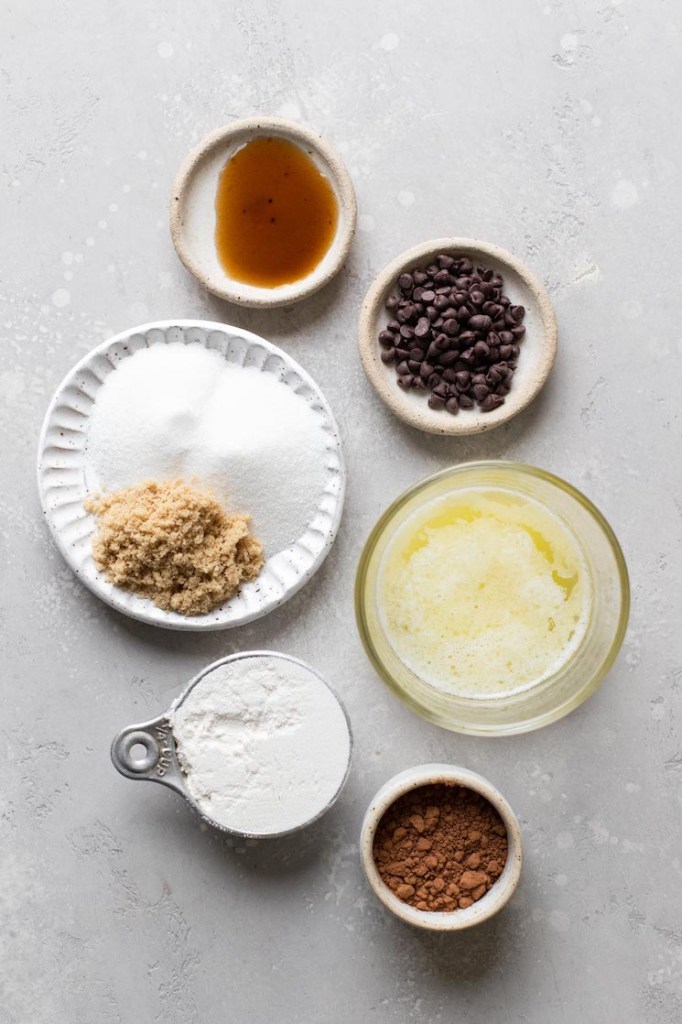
top-left (355, 462), bottom-right (629, 735)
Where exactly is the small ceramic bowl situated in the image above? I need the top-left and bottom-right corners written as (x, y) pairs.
top-left (170, 116), bottom-right (357, 308)
top-left (358, 238), bottom-right (558, 435)
top-left (360, 764), bottom-right (523, 931)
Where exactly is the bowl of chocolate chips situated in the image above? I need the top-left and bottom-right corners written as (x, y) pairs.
top-left (358, 238), bottom-right (558, 435)
top-left (360, 763), bottom-right (523, 930)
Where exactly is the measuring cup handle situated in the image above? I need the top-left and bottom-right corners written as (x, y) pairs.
top-left (111, 715), bottom-right (184, 794)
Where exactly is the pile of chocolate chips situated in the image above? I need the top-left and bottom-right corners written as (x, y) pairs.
top-left (378, 254), bottom-right (526, 414)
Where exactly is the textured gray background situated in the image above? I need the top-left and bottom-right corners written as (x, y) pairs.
top-left (2, 1), bottom-right (681, 1021)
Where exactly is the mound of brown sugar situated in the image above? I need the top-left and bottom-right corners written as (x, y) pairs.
top-left (85, 479), bottom-right (264, 616)
top-left (373, 783), bottom-right (508, 913)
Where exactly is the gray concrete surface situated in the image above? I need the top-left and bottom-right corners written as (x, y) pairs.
top-left (2, 1), bottom-right (681, 1021)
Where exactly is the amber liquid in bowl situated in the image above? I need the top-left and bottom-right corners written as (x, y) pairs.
top-left (214, 136), bottom-right (339, 288)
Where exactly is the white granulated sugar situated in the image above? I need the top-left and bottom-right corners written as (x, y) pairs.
top-left (86, 343), bottom-right (330, 554)
top-left (170, 655), bottom-right (351, 835)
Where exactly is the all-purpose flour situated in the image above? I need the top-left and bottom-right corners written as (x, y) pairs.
top-left (87, 343), bottom-right (330, 555)
top-left (170, 655), bottom-right (351, 835)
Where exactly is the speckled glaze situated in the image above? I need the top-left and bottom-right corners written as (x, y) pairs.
top-left (37, 320), bottom-right (346, 631)
top-left (170, 117), bottom-right (357, 307)
top-left (360, 764), bottom-right (523, 931)
top-left (358, 238), bottom-right (558, 435)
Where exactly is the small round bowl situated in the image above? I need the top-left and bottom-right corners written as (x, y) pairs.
top-left (360, 764), bottom-right (523, 931)
top-left (358, 238), bottom-right (557, 435)
top-left (170, 117), bottom-right (357, 308)
top-left (355, 461), bottom-right (630, 735)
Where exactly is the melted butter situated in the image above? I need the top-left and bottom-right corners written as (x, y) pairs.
top-left (379, 488), bottom-right (592, 697)
top-left (214, 136), bottom-right (339, 288)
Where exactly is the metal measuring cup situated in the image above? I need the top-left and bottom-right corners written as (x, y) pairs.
top-left (111, 650), bottom-right (353, 839)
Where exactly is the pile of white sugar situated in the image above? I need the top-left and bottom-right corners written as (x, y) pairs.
top-left (87, 343), bottom-right (330, 555)
top-left (170, 654), bottom-right (351, 836)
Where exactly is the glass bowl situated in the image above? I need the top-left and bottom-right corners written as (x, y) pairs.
top-left (355, 461), bottom-right (630, 736)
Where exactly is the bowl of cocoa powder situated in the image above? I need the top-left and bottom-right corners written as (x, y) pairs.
top-left (360, 764), bottom-right (523, 930)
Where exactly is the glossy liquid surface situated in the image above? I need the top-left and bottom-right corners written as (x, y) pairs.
top-left (214, 137), bottom-right (339, 287)
top-left (379, 488), bottom-right (591, 697)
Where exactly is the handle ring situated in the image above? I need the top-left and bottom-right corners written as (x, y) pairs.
top-left (115, 730), bottom-right (160, 774)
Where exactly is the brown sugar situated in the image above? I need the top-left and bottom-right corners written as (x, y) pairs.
top-left (372, 783), bottom-right (508, 913)
top-left (85, 479), bottom-right (264, 616)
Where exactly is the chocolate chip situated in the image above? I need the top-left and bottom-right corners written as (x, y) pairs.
top-left (480, 393), bottom-right (505, 412)
top-left (468, 314), bottom-right (492, 333)
top-left (377, 255), bottom-right (525, 413)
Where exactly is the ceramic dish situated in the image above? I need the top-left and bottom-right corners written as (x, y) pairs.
top-left (360, 764), bottom-right (523, 931)
top-left (111, 651), bottom-right (353, 839)
top-left (170, 116), bottom-right (357, 307)
top-left (358, 238), bottom-right (558, 435)
top-left (37, 320), bottom-right (345, 631)
top-left (355, 461), bottom-right (629, 735)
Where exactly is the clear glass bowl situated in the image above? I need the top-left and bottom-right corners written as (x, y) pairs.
top-left (355, 461), bottom-right (630, 736)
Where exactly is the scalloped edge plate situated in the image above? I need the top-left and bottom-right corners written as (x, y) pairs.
top-left (37, 320), bottom-right (346, 631)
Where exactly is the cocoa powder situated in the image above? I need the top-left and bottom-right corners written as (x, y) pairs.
top-left (372, 783), bottom-right (508, 913)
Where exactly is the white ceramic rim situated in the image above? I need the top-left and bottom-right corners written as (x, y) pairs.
top-left (358, 237), bottom-right (558, 435)
top-left (170, 116), bottom-right (357, 308)
top-left (169, 650), bottom-right (354, 838)
top-left (360, 763), bottom-right (523, 931)
top-left (37, 319), bottom-right (346, 631)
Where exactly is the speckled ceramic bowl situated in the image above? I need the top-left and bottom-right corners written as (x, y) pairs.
top-left (358, 238), bottom-right (558, 435)
top-left (360, 764), bottom-right (523, 931)
top-left (170, 117), bottom-right (357, 307)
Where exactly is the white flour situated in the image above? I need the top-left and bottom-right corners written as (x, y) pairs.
top-left (86, 343), bottom-right (330, 555)
top-left (170, 655), bottom-right (351, 835)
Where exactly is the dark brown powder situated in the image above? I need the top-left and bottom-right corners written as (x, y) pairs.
top-left (372, 783), bottom-right (508, 913)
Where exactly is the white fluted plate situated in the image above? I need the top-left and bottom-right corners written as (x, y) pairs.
top-left (37, 320), bottom-right (345, 631)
